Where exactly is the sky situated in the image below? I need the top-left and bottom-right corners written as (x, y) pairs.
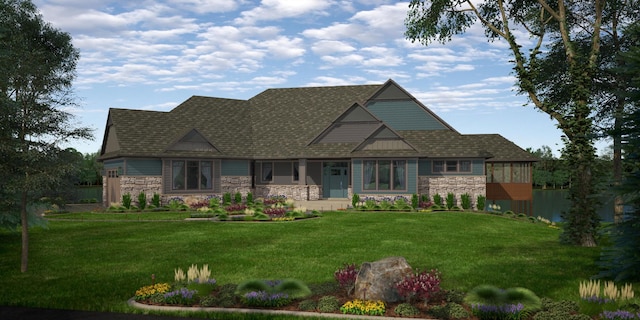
top-left (32, 0), bottom-right (611, 157)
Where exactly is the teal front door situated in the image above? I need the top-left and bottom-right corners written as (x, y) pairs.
top-left (323, 162), bottom-right (349, 198)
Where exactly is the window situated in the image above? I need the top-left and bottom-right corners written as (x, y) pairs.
top-left (486, 162), bottom-right (531, 183)
top-left (362, 160), bottom-right (406, 191)
top-left (433, 160), bottom-right (472, 173)
top-left (261, 162), bottom-right (273, 182)
top-left (172, 160), bottom-right (212, 191)
top-left (293, 162), bottom-right (299, 182)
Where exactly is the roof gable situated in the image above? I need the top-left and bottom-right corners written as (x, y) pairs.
top-left (166, 128), bottom-right (219, 153)
top-left (310, 103), bottom-right (381, 144)
top-left (353, 125), bottom-right (417, 152)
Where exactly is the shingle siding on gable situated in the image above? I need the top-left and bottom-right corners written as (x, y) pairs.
top-left (367, 101), bottom-right (448, 131)
top-left (317, 123), bottom-right (380, 143)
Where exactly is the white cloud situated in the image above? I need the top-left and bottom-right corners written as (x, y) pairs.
top-left (234, 0), bottom-right (334, 25)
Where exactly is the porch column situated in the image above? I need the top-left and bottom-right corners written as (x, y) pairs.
top-left (298, 159), bottom-right (307, 185)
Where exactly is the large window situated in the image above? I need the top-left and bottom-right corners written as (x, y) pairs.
top-left (486, 162), bottom-right (531, 183)
top-left (433, 160), bottom-right (472, 173)
top-left (363, 160), bottom-right (406, 191)
top-left (172, 160), bottom-right (212, 190)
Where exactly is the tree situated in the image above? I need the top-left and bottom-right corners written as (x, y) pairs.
top-left (405, 0), bottom-right (616, 246)
top-left (598, 22), bottom-right (640, 280)
top-left (0, 0), bottom-right (92, 272)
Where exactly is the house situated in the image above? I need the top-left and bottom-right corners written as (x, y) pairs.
top-left (98, 79), bottom-right (537, 212)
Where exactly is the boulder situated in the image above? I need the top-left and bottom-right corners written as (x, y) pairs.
top-left (353, 256), bottom-right (413, 302)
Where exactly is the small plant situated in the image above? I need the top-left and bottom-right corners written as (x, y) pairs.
top-left (445, 192), bottom-right (456, 209)
top-left (122, 193), bottom-right (132, 209)
top-left (298, 299), bottom-right (317, 311)
top-left (395, 269), bottom-right (442, 304)
top-left (579, 280), bottom-right (635, 317)
top-left (137, 191), bottom-right (147, 210)
top-left (465, 285), bottom-right (542, 317)
top-left (477, 195), bottom-right (486, 211)
top-left (394, 302), bottom-right (420, 316)
top-left (429, 302), bottom-right (470, 319)
top-left (246, 192), bottom-right (253, 204)
top-left (317, 295), bottom-right (340, 312)
top-left (421, 194), bottom-right (430, 203)
top-left (166, 197), bottom-right (187, 210)
top-left (225, 203), bottom-right (248, 214)
top-left (242, 291), bottom-right (290, 307)
top-left (223, 192), bottom-right (232, 205)
top-left (334, 263), bottom-right (359, 295)
top-left (208, 196), bottom-right (220, 208)
top-left (151, 192), bottom-right (161, 207)
top-left (433, 193), bottom-right (443, 206)
top-left (351, 193), bottom-right (360, 208)
top-left (471, 303), bottom-right (526, 320)
top-left (340, 299), bottom-right (385, 316)
top-left (411, 194), bottom-right (419, 209)
top-left (461, 193), bottom-right (471, 210)
top-left (234, 192), bottom-right (242, 204)
top-left (163, 287), bottom-right (197, 305)
top-left (264, 207), bottom-right (286, 218)
top-left (134, 283), bottom-right (171, 301)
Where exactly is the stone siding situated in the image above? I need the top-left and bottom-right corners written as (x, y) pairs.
top-left (221, 176), bottom-right (252, 196)
top-left (255, 185), bottom-right (320, 201)
top-left (103, 175), bottom-right (162, 207)
top-left (418, 175), bottom-right (486, 209)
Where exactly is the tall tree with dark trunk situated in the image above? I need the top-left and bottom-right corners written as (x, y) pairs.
top-left (0, 0), bottom-right (92, 272)
top-left (405, 0), bottom-right (623, 246)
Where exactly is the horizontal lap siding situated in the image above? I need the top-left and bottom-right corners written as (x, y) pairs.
top-left (126, 159), bottom-right (162, 175)
top-left (221, 159), bottom-right (249, 176)
top-left (367, 101), bottom-right (448, 131)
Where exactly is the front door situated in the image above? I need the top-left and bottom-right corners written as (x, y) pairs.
top-left (105, 168), bottom-right (121, 205)
top-left (323, 162), bottom-right (349, 198)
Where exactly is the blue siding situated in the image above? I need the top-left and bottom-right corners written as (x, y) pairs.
top-left (127, 159), bottom-right (162, 176)
top-left (367, 101), bottom-right (448, 131)
top-left (221, 159), bottom-right (250, 176)
top-left (351, 159), bottom-right (416, 195)
top-left (103, 159), bottom-right (124, 170)
top-left (418, 159), bottom-right (485, 176)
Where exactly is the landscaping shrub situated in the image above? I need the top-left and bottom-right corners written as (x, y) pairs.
top-left (246, 192), bottom-right (253, 204)
top-left (395, 269), bottom-right (441, 303)
top-left (201, 283), bottom-right (238, 308)
top-left (446, 193), bottom-right (456, 209)
top-left (394, 302), bottom-right (420, 316)
top-left (428, 302), bottom-right (470, 319)
top-left (317, 296), bottom-right (340, 312)
top-left (334, 263), bottom-right (358, 294)
top-left (151, 192), bottom-right (161, 207)
top-left (351, 193), bottom-right (359, 208)
top-left (163, 288), bottom-right (198, 305)
top-left (465, 285), bottom-right (541, 319)
top-left (137, 191), bottom-right (147, 210)
top-left (234, 192), bottom-right (242, 204)
top-left (421, 194), bottom-right (430, 203)
top-left (241, 291), bottom-right (290, 308)
top-left (477, 195), bottom-right (486, 211)
top-left (433, 193), bottom-right (443, 206)
top-left (122, 193), bottom-right (132, 209)
top-left (273, 279), bottom-right (311, 299)
top-left (461, 193), bottom-right (471, 210)
top-left (298, 299), bottom-right (317, 311)
top-left (208, 197), bottom-right (220, 208)
top-left (411, 194), bottom-right (419, 209)
top-left (235, 279), bottom-right (270, 295)
top-left (309, 282), bottom-right (340, 296)
top-left (223, 192), bottom-right (232, 205)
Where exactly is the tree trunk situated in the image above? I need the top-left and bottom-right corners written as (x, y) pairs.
top-left (613, 101), bottom-right (624, 223)
top-left (20, 189), bottom-right (29, 273)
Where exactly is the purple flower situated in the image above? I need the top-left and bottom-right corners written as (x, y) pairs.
top-left (600, 310), bottom-right (640, 320)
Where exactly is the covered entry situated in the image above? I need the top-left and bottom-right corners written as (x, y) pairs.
top-left (322, 162), bottom-right (349, 198)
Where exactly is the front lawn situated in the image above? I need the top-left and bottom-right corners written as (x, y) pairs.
top-left (0, 211), bottom-right (600, 318)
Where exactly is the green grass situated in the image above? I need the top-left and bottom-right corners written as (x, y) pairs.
top-left (0, 211), bottom-right (600, 318)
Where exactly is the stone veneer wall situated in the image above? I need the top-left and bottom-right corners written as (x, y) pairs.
top-left (103, 175), bottom-right (163, 206)
top-left (418, 176), bottom-right (486, 209)
top-left (255, 185), bottom-right (320, 201)
top-left (221, 176), bottom-right (252, 196)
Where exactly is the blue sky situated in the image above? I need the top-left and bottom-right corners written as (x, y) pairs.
top-left (33, 0), bottom-right (610, 156)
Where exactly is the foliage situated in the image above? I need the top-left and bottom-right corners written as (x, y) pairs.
top-left (334, 263), bottom-right (358, 294)
top-left (351, 193), bottom-right (359, 208)
top-left (134, 283), bottom-right (171, 301)
top-left (340, 299), bottom-right (385, 316)
top-left (465, 285), bottom-right (542, 314)
top-left (0, 0), bottom-right (93, 271)
top-left (429, 302), bottom-right (470, 319)
top-left (224, 204), bottom-right (247, 213)
top-left (471, 303), bottom-right (526, 320)
top-left (163, 287), bottom-right (197, 305)
top-left (395, 269), bottom-right (441, 303)
top-left (298, 299), bottom-right (317, 311)
top-left (246, 192), bottom-right (253, 204)
top-left (122, 193), bottom-right (132, 209)
top-left (241, 291), bottom-right (290, 308)
top-left (166, 197), bottom-right (188, 211)
top-left (394, 302), bottom-right (420, 316)
top-left (461, 193), bottom-right (471, 210)
top-left (234, 192), bottom-right (242, 204)
top-left (433, 193), bottom-right (443, 206)
top-left (317, 295), bottom-right (340, 313)
top-left (208, 196), bottom-right (220, 208)
top-left (477, 195), bottom-right (486, 211)
top-left (263, 207), bottom-right (286, 218)
top-left (235, 279), bottom-right (310, 301)
top-left (597, 29), bottom-right (640, 280)
top-left (411, 194), bottom-right (419, 209)
top-left (151, 193), bottom-right (161, 207)
top-left (200, 283), bottom-right (237, 308)
top-left (446, 193), bottom-right (456, 209)
top-left (222, 192), bottom-right (232, 205)
top-left (405, 0), bottom-right (619, 246)
top-left (137, 191), bottom-right (146, 210)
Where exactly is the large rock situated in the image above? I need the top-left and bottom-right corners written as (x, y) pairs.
top-left (353, 256), bottom-right (413, 302)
